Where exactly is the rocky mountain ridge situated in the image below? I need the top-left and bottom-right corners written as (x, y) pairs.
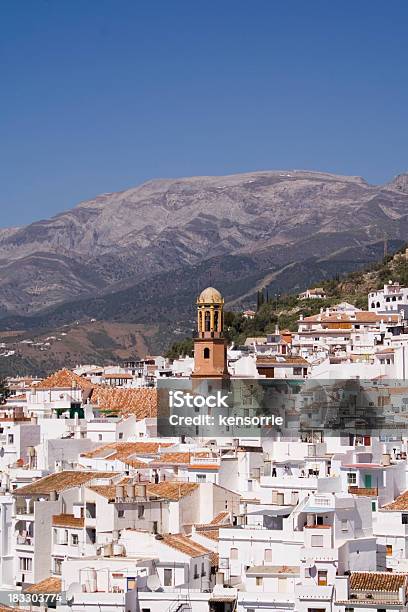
top-left (1, 169), bottom-right (408, 325)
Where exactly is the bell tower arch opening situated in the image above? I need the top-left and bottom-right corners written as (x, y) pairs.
top-left (192, 287), bottom-right (229, 379)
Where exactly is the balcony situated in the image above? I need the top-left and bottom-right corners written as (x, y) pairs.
top-left (16, 534), bottom-right (34, 548)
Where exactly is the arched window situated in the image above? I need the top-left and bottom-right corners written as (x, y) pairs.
top-left (204, 347), bottom-right (210, 359)
top-left (204, 311), bottom-right (211, 331)
top-left (214, 311), bottom-right (219, 331)
top-left (198, 311), bottom-right (203, 330)
top-left (371, 302), bottom-right (375, 308)
top-left (376, 302), bottom-right (380, 308)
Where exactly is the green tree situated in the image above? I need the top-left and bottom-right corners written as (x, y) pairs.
top-left (0, 378), bottom-right (9, 405)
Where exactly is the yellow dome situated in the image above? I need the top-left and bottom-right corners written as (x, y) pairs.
top-left (197, 286), bottom-right (223, 304)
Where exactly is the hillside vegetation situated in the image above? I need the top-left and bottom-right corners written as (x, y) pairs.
top-left (166, 245), bottom-right (408, 357)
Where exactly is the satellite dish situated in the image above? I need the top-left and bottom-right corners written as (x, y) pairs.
top-left (65, 582), bottom-right (82, 606)
top-left (147, 575), bottom-right (161, 592)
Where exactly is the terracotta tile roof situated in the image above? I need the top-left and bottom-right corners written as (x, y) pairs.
top-left (210, 511), bottom-right (230, 525)
top-left (87, 481), bottom-right (198, 502)
top-left (146, 482), bottom-right (199, 501)
top-left (152, 451), bottom-right (217, 467)
top-left (195, 526), bottom-right (220, 541)
top-left (14, 471), bottom-right (115, 495)
top-left (383, 490), bottom-right (408, 511)
top-left (350, 571), bottom-right (407, 592)
top-left (25, 576), bottom-right (62, 593)
top-left (33, 369), bottom-right (93, 390)
top-left (52, 513), bottom-right (85, 528)
top-left (87, 485), bottom-right (117, 500)
top-left (301, 311), bottom-right (400, 324)
top-left (81, 441), bottom-right (172, 460)
top-left (154, 452), bottom-right (193, 465)
top-left (162, 533), bottom-right (217, 565)
top-left (90, 387), bottom-right (157, 419)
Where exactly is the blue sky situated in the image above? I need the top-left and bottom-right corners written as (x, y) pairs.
top-left (1, 0), bottom-right (407, 227)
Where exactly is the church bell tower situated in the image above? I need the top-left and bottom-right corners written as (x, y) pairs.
top-left (192, 287), bottom-right (230, 379)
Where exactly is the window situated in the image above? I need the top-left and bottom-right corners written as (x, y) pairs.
top-left (347, 473), bottom-right (357, 485)
top-left (264, 548), bottom-right (272, 562)
top-left (293, 367), bottom-right (302, 375)
top-left (386, 544), bottom-right (393, 557)
top-left (341, 519), bottom-right (348, 532)
top-left (54, 558), bottom-right (62, 575)
top-left (402, 514), bottom-right (408, 524)
top-left (7, 434), bottom-right (14, 444)
top-left (317, 570), bottom-right (327, 586)
top-left (98, 434), bottom-right (103, 441)
top-left (203, 347), bottom-right (210, 359)
top-left (164, 568), bottom-right (172, 586)
top-left (19, 557), bottom-right (32, 572)
top-left (118, 432), bottom-right (123, 439)
top-left (138, 505), bottom-right (145, 519)
top-left (201, 562), bottom-right (206, 577)
top-left (118, 509), bottom-right (124, 518)
top-left (256, 576), bottom-right (263, 587)
top-left (194, 564), bottom-right (199, 579)
top-left (345, 608), bottom-right (354, 612)
top-left (197, 474), bottom-right (206, 482)
top-left (71, 533), bottom-right (79, 546)
top-left (86, 503), bottom-right (96, 519)
top-left (372, 501), bottom-right (377, 512)
top-left (311, 535), bottom-right (323, 547)
top-left (230, 548), bottom-right (238, 559)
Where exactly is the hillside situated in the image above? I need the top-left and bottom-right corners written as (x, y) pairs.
top-left (228, 246), bottom-right (408, 344)
top-left (166, 244), bottom-right (408, 356)
top-left (1, 170), bottom-right (408, 323)
top-left (1, 169), bottom-right (408, 375)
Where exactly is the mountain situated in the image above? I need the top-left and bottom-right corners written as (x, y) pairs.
top-left (1, 169), bottom-right (408, 374)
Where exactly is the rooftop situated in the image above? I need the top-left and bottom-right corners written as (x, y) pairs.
top-left (90, 386), bottom-right (157, 419)
top-left (161, 533), bottom-right (217, 565)
top-left (24, 576), bottom-right (62, 594)
top-left (33, 368), bottom-right (93, 390)
top-left (350, 571), bottom-right (407, 592)
top-left (14, 470), bottom-right (115, 496)
top-left (383, 490), bottom-right (408, 511)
